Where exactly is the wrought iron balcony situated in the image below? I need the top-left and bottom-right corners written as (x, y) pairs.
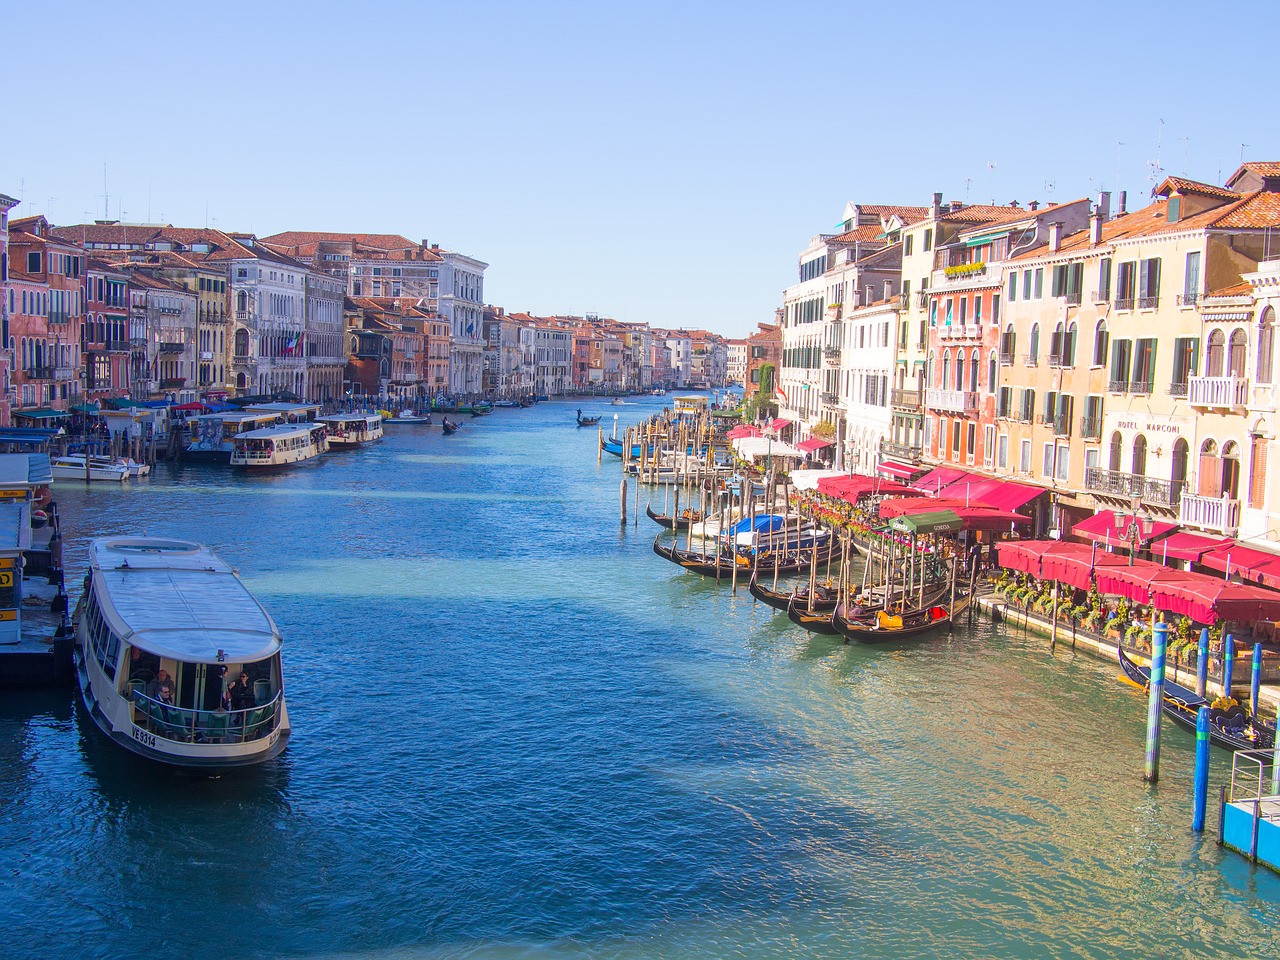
top-left (1024, 352), bottom-right (1038, 367)
top-left (1130, 379), bottom-right (1154, 395)
top-left (820, 391), bottom-right (839, 405)
top-left (24, 366), bottom-right (55, 381)
top-left (1115, 297), bottom-right (1135, 311)
top-left (1048, 352), bottom-right (1064, 368)
top-left (159, 377), bottom-right (186, 389)
top-left (891, 387), bottom-right (922, 411)
top-left (1179, 493), bottom-right (1241, 535)
top-left (158, 342), bottom-right (184, 354)
top-left (1065, 291), bottom-right (1083, 306)
top-left (926, 388), bottom-right (979, 414)
top-left (1084, 468), bottom-right (1184, 507)
top-left (879, 439), bottom-right (922, 462)
top-left (823, 346), bottom-right (841, 365)
top-left (1177, 292), bottom-right (1200, 307)
top-left (1108, 379), bottom-right (1129, 393)
top-left (1080, 416), bottom-right (1103, 440)
top-left (1053, 413), bottom-right (1072, 437)
top-left (1138, 295), bottom-right (1160, 310)
top-left (1167, 381), bottom-right (1189, 398)
top-left (1188, 375), bottom-right (1249, 409)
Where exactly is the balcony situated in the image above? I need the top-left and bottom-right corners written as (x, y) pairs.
top-left (820, 390), bottom-right (839, 406)
top-left (129, 337), bottom-right (148, 349)
top-left (1167, 382), bottom-right (1189, 398)
top-left (1053, 413), bottom-right (1072, 437)
top-left (1109, 379), bottom-right (1129, 393)
top-left (880, 439), bottom-right (922, 462)
top-left (1138, 295), bottom-right (1160, 310)
top-left (1179, 493), bottom-right (1241, 535)
top-left (24, 366), bottom-right (55, 381)
top-left (1065, 290), bottom-right (1082, 306)
top-left (159, 378), bottom-right (186, 389)
top-left (1115, 297), bottom-right (1135, 311)
top-left (915, 291), bottom-right (930, 310)
top-left (1188, 375), bottom-right (1249, 409)
top-left (1130, 379), bottom-right (1154, 395)
top-left (1047, 352), bottom-right (1064, 368)
top-left (1080, 416), bottom-right (1103, 440)
top-left (1177, 292), bottom-right (1200, 307)
top-left (200, 351), bottom-right (215, 361)
top-left (1024, 352), bottom-right (1039, 367)
top-left (159, 342), bottom-right (184, 354)
top-left (1084, 468), bottom-right (1185, 507)
top-left (54, 366), bottom-right (76, 381)
top-left (891, 387), bottom-right (922, 411)
top-left (926, 388), bottom-right (978, 414)
top-left (823, 346), bottom-right (841, 365)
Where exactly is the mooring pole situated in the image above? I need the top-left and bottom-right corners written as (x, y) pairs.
top-left (1144, 621), bottom-right (1170, 783)
top-left (620, 477), bottom-right (628, 526)
top-left (1251, 643), bottom-right (1263, 718)
top-left (1223, 634), bottom-right (1235, 700)
top-left (1196, 627), bottom-right (1210, 699)
top-left (1192, 705), bottom-right (1210, 832)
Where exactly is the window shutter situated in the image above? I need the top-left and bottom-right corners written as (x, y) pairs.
top-left (1250, 436), bottom-right (1268, 509)
top-left (1198, 454), bottom-right (1223, 497)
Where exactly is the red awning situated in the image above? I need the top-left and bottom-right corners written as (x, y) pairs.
top-left (877, 460), bottom-right (923, 480)
top-left (172, 402), bottom-right (207, 412)
top-left (953, 507), bottom-right (1032, 530)
top-left (1070, 511), bottom-right (1178, 548)
top-left (726, 424), bottom-right (763, 440)
top-left (1155, 532), bottom-right (1234, 563)
top-left (797, 438), bottom-right (833, 454)
top-left (909, 467), bottom-right (979, 495)
top-left (1149, 577), bottom-right (1280, 625)
top-left (768, 418), bottom-right (793, 431)
top-left (1199, 543), bottom-right (1280, 587)
top-left (879, 496), bottom-right (972, 518)
top-left (1093, 564), bottom-right (1202, 604)
top-left (816, 474), bottom-right (914, 503)
top-left (1040, 542), bottom-right (1135, 591)
top-left (995, 540), bottom-right (1062, 577)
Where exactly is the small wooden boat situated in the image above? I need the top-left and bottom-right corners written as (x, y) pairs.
top-left (1116, 644), bottom-right (1276, 751)
top-left (748, 575), bottom-right (837, 613)
top-left (787, 596), bottom-right (840, 635)
top-left (51, 455), bottom-right (130, 483)
top-left (442, 418), bottom-right (460, 435)
top-left (470, 403), bottom-right (494, 417)
top-left (833, 595), bottom-right (967, 644)
top-left (645, 503), bottom-right (703, 530)
top-left (576, 409), bottom-right (601, 427)
top-left (652, 534), bottom-right (835, 578)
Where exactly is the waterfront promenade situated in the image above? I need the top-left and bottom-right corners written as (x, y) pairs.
top-left (1, 397), bottom-right (1278, 960)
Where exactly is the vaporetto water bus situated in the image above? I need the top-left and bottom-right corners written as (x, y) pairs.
top-left (73, 537), bottom-right (291, 769)
top-left (317, 413), bottom-right (384, 447)
top-left (230, 423), bottom-right (329, 469)
top-left (183, 410), bottom-right (282, 462)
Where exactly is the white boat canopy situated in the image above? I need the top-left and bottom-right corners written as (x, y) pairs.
top-left (787, 468), bottom-right (846, 491)
top-left (732, 437), bottom-right (807, 460)
top-left (88, 538), bottom-right (282, 664)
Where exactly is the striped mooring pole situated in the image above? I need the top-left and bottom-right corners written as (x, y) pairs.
top-left (1251, 643), bottom-right (1263, 718)
top-left (1145, 621), bottom-right (1170, 783)
top-left (1192, 706), bottom-right (1211, 832)
top-left (1196, 627), bottom-right (1210, 699)
top-left (1223, 634), bottom-right (1236, 700)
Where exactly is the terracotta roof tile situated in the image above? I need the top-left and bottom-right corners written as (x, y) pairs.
top-left (1153, 175), bottom-right (1240, 202)
top-left (858, 204), bottom-right (930, 222)
top-left (940, 204), bottom-right (1026, 223)
top-left (829, 224), bottom-right (888, 244)
top-left (1205, 281), bottom-right (1252, 297)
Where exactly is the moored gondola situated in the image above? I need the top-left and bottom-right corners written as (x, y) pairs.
top-left (833, 595), bottom-right (966, 644)
top-left (786, 596), bottom-right (840, 635)
top-left (645, 503), bottom-right (703, 530)
top-left (652, 534), bottom-right (835, 578)
top-left (1116, 644), bottom-right (1275, 751)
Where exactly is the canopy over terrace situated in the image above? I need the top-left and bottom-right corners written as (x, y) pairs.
top-left (731, 437), bottom-right (806, 460)
top-left (789, 469), bottom-right (845, 492)
top-left (935, 477), bottom-right (1044, 511)
top-left (815, 474), bottom-right (914, 503)
top-left (796, 438), bottom-right (833, 455)
top-left (909, 467), bottom-right (979, 496)
top-left (725, 424), bottom-right (762, 440)
top-left (1199, 543), bottom-right (1280, 588)
top-left (888, 509), bottom-right (964, 535)
top-left (1070, 511), bottom-right (1178, 549)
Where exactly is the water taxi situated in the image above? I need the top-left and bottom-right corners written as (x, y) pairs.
top-left (184, 410), bottom-right (281, 462)
top-left (383, 409), bottom-right (432, 425)
top-left (50, 455), bottom-right (130, 482)
top-left (230, 423), bottom-right (329, 469)
top-left (73, 537), bottom-right (290, 769)
top-left (317, 413), bottom-right (384, 447)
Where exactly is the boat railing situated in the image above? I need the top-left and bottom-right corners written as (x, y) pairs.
top-left (129, 687), bottom-right (283, 744)
top-left (1228, 750), bottom-right (1279, 807)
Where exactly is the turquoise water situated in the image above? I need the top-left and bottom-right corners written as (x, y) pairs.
top-left (1, 397), bottom-right (1277, 960)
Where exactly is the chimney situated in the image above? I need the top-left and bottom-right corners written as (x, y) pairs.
top-left (1048, 222), bottom-right (1062, 252)
top-left (931, 192), bottom-right (942, 219)
top-left (1096, 190), bottom-right (1111, 222)
top-left (1029, 200), bottom-right (1039, 212)
top-left (1089, 211), bottom-right (1102, 246)
top-left (1118, 191), bottom-right (1128, 215)
top-left (949, 201), bottom-right (963, 213)
top-left (422, 239), bottom-right (429, 249)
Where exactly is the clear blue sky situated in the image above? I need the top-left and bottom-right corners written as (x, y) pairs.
top-left (4, 1), bottom-right (1275, 338)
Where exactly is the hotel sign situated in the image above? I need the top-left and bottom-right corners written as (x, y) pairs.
top-left (1108, 412), bottom-right (1191, 440)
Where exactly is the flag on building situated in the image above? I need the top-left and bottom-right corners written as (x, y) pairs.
top-left (775, 384), bottom-right (788, 402)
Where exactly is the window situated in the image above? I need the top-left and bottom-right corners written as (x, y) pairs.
top-left (959, 298), bottom-right (967, 324)
top-left (1138, 258), bottom-right (1161, 307)
top-left (998, 386), bottom-right (1012, 418)
top-left (904, 235), bottom-right (913, 256)
top-left (988, 352), bottom-right (996, 394)
top-left (1043, 442), bottom-right (1054, 477)
top-left (27, 251), bottom-right (41, 273)
top-left (1116, 260), bottom-right (1136, 307)
top-left (1056, 446), bottom-right (1070, 482)
top-left (1000, 324), bottom-right (1016, 363)
top-left (1168, 196), bottom-right (1182, 222)
top-left (1184, 251), bottom-right (1201, 304)
top-left (1028, 323), bottom-right (1040, 361)
top-left (1110, 338), bottom-right (1132, 388)
top-left (984, 425), bottom-right (995, 464)
top-left (1083, 395), bottom-right (1104, 439)
top-left (1052, 264), bottom-right (1069, 298)
top-left (992, 294), bottom-right (1000, 323)
top-left (974, 296), bottom-right (982, 323)
top-left (1008, 272), bottom-right (1018, 302)
top-left (1098, 257), bottom-right (1112, 301)
top-left (1171, 337), bottom-right (1198, 390)
top-left (968, 423), bottom-right (977, 462)
top-left (1259, 307), bottom-right (1276, 384)
top-left (923, 229), bottom-right (932, 252)
top-left (1020, 439), bottom-right (1032, 473)
top-left (952, 420), bottom-right (962, 460)
top-left (1092, 321), bottom-right (1108, 367)
top-left (1250, 434), bottom-right (1268, 509)
top-left (1023, 271), bottom-right (1032, 300)
top-left (1131, 338), bottom-right (1157, 390)
top-left (998, 434), bottom-right (1009, 469)
top-left (1229, 328), bottom-right (1248, 377)
top-left (1033, 268), bottom-right (1044, 299)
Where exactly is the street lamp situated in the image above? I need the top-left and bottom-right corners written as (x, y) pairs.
top-left (1115, 496), bottom-right (1155, 567)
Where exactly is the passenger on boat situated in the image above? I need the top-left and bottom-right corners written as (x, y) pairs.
top-left (157, 683), bottom-right (175, 706)
top-left (228, 672), bottom-right (256, 711)
top-left (147, 669), bottom-right (174, 700)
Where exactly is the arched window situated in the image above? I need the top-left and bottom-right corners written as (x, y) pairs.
top-left (1229, 328), bottom-right (1248, 377)
top-left (969, 352), bottom-right (979, 392)
top-left (954, 349), bottom-right (965, 391)
top-left (1052, 322), bottom-right (1065, 363)
top-left (1065, 321), bottom-right (1078, 367)
top-left (1171, 438), bottom-right (1189, 496)
top-left (1258, 307), bottom-right (1275, 385)
top-left (1109, 430), bottom-right (1123, 471)
top-left (1093, 320), bottom-right (1108, 366)
top-left (1029, 323), bottom-right (1040, 361)
top-left (941, 351), bottom-right (950, 388)
top-left (1198, 439), bottom-right (1220, 497)
top-left (1223, 441), bottom-right (1241, 498)
top-left (1132, 434), bottom-right (1148, 477)
top-left (1206, 329), bottom-right (1225, 377)
top-left (987, 352), bottom-right (997, 394)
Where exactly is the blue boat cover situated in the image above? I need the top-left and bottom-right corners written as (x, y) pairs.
top-left (729, 514), bottom-right (784, 536)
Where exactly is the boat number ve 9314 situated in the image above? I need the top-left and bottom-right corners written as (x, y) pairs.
top-left (131, 726), bottom-right (157, 750)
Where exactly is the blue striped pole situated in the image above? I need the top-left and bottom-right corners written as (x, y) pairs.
top-left (1196, 627), bottom-right (1210, 699)
top-left (1223, 633), bottom-right (1235, 700)
top-left (1252, 643), bottom-right (1263, 719)
top-left (1145, 621), bottom-right (1170, 783)
top-left (1192, 706), bottom-right (1211, 831)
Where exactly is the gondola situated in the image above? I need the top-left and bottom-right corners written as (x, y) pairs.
top-left (789, 583), bottom-right (950, 636)
top-left (748, 574), bottom-right (838, 613)
top-left (787, 596), bottom-right (841, 635)
top-left (652, 534), bottom-right (835, 578)
top-left (1116, 644), bottom-right (1276, 751)
top-left (441, 418), bottom-right (460, 435)
top-left (576, 409), bottom-right (601, 427)
top-left (645, 503), bottom-right (703, 530)
top-left (833, 594), bottom-right (967, 644)
top-left (470, 403), bottom-right (494, 417)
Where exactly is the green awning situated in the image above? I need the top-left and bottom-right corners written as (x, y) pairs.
top-left (888, 509), bottom-right (964, 535)
top-left (69, 402), bottom-right (100, 413)
top-left (13, 408), bottom-right (69, 420)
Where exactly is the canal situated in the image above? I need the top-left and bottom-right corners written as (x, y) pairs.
top-left (2, 396), bottom-right (1277, 959)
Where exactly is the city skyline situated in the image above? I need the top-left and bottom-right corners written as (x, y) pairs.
top-left (4, 1), bottom-right (1276, 338)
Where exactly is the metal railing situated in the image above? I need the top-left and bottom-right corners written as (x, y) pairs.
top-left (820, 391), bottom-right (839, 405)
top-left (1080, 416), bottom-right (1103, 440)
top-left (1143, 477), bottom-right (1185, 509)
top-left (1053, 413), bottom-right (1072, 437)
top-left (159, 342), bottom-right (184, 353)
top-left (1168, 382), bottom-right (1189, 398)
top-left (879, 439), bottom-right (922, 462)
top-left (1188, 375), bottom-right (1249, 408)
top-left (1115, 297), bottom-right (1135, 311)
top-left (1179, 493), bottom-right (1242, 534)
top-left (1109, 379), bottom-right (1129, 393)
top-left (1084, 467), bottom-right (1145, 498)
top-left (130, 688), bottom-right (282, 744)
top-left (1065, 290), bottom-right (1082, 306)
top-left (926, 388), bottom-right (979, 414)
top-left (891, 388), bottom-right (922, 410)
top-left (1177, 292), bottom-right (1200, 307)
top-left (1138, 295), bottom-right (1160, 310)
top-left (1024, 352), bottom-right (1038, 367)
top-left (1130, 379), bottom-right (1154, 395)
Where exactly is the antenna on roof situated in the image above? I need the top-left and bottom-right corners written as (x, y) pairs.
top-left (1241, 143), bottom-right (1250, 165)
top-left (964, 176), bottom-right (972, 200)
top-left (103, 165), bottom-right (109, 221)
top-left (987, 161), bottom-right (997, 205)
top-left (1175, 137), bottom-right (1190, 175)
